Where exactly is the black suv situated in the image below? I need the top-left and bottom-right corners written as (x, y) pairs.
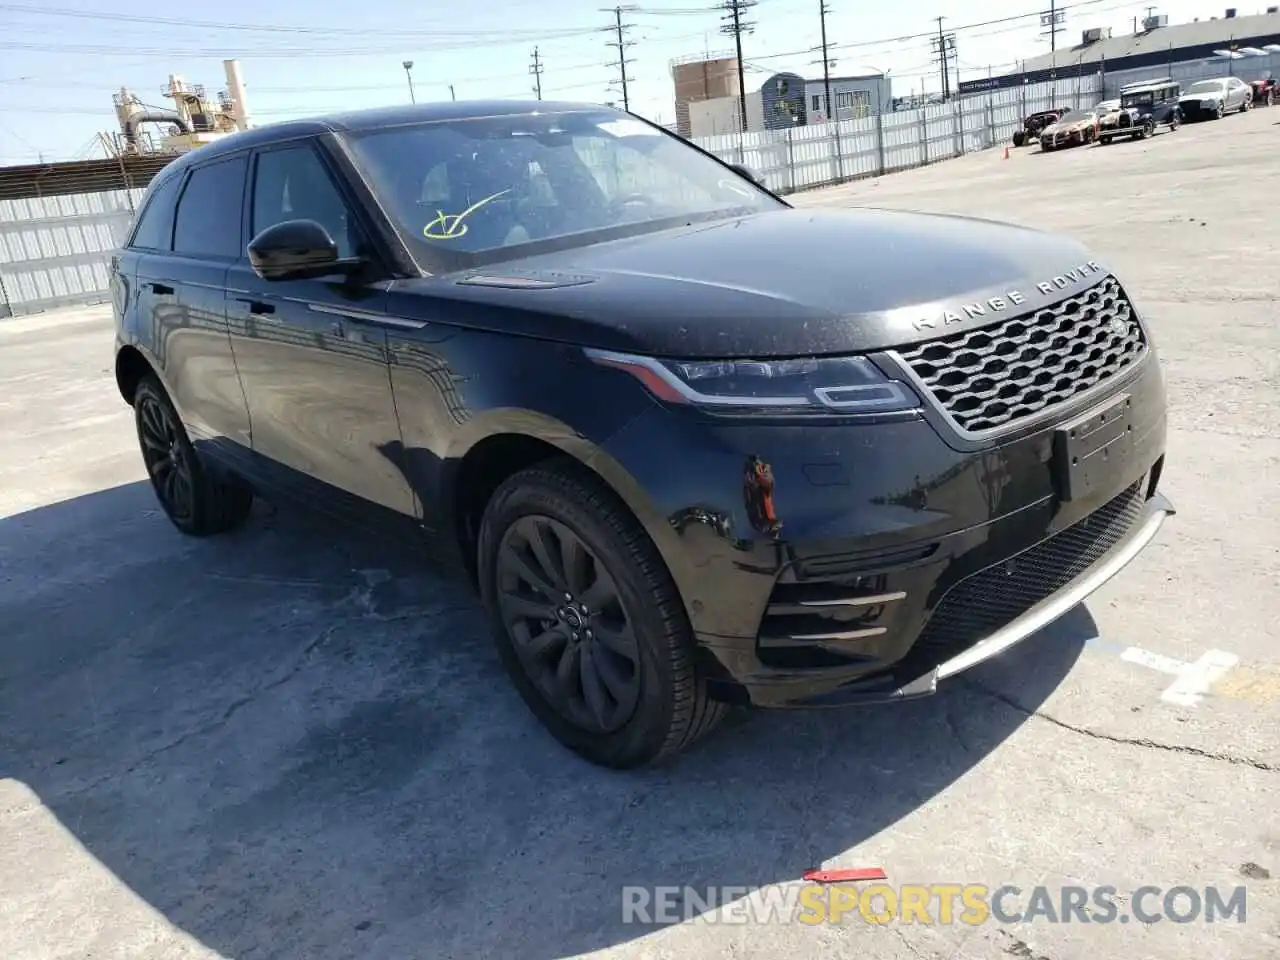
top-left (111, 101), bottom-right (1173, 768)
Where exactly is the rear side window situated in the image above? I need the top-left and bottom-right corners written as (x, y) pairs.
top-left (172, 155), bottom-right (248, 259)
top-left (128, 175), bottom-right (182, 251)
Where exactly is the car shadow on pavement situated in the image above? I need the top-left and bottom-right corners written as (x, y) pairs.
top-left (1, 481), bottom-right (1093, 960)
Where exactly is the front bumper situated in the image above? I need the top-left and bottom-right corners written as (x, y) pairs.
top-left (597, 341), bottom-right (1169, 710)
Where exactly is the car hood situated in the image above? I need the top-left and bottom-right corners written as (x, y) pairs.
top-left (1180, 92), bottom-right (1222, 102)
top-left (1042, 118), bottom-right (1091, 134)
top-left (386, 208), bottom-right (1109, 359)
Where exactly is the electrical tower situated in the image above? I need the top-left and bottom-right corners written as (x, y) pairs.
top-left (530, 47), bottom-right (544, 100)
top-left (931, 17), bottom-right (957, 101)
top-left (603, 5), bottom-right (637, 112)
top-left (1041, 0), bottom-right (1066, 52)
top-left (719, 0), bottom-right (757, 132)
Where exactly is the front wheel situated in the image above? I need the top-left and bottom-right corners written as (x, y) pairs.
top-left (1215, 103), bottom-right (1225, 120)
top-left (1170, 113), bottom-right (1180, 132)
top-left (478, 460), bottom-right (726, 768)
top-left (133, 376), bottom-right (253, 536)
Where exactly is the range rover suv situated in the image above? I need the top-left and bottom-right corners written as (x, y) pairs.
top-left (110, 101), bottom-right (1173, 768)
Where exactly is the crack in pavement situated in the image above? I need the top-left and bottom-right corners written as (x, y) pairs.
top-left (965, 680), bottom-right (1278, 772)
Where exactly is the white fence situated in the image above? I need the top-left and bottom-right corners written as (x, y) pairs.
top-left (689, 76), bottom-right (1105, 195)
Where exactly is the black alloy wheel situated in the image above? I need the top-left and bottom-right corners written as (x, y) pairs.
top-left (137, 384), bottom-right (195, 527)
top-left (495, 514), bottom-right (642, 734)
top-left (478, 460), bottom-right (726, 768)
top-left (1215, 102), bottom-right (1225, 120)
top-left (133, 375), bottom-right (253, 536)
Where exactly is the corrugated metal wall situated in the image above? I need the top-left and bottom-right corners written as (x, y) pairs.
top-left (0, 188), bottom-right (145, 318)
top-left (0, 76), bottom-right (1101, 319)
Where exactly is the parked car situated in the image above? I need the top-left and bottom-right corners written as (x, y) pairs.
top-left (1039, 108), bottom-right (1100, 150)
top-left (1012, 109), bottom-right (1063, 146)
top-left (1099, 80), bottom-right (1182, 143)
top-left (1246, 77), bottom-right (1277, 107)
top-left (1178, 77), bottom-right (1252, 120)
top-left (110, 100), bottom-right (1174, 768)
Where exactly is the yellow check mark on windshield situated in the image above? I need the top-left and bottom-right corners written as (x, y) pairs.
top-left (423, 189), bottom-right (512, 240)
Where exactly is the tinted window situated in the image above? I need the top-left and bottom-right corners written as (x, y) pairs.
top-left (128, 175), bottom-right (182, 251)
top-left (172, 155), bottom-right (247, 259)
top-left (348, 109), bottom-right (780, 270)
top-left (252, 145), bottom-right (361, 259)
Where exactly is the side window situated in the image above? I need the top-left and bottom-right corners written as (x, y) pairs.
top-left (252, 145), bottom-right (361, 259)
top-left (172, 155), bottom-right (248, 259)
top-left (127, 174), bottom-right (183, 251)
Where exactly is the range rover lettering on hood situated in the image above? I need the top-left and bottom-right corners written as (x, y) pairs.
top-left (911, 260), bottom-right (1105, 332)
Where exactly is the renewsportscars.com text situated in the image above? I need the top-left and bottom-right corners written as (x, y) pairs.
top-left (621, 883), bottom-right (1249, 926)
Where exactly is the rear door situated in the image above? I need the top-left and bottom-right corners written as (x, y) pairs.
top-left (161, 154), bottom-right (253, 450)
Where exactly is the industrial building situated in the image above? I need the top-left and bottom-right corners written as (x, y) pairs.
top-left (670, 53), bottom-right (742, 138)
top-left (959, 8), bottom-right (1280, 93)
top-left (684, 70), bottom-right (892, 138)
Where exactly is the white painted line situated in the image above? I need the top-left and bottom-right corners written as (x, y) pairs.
top-left (1121, 646), bottom-right (1186, 676)
top-left (1160, 649), bottom-right (1240, 707)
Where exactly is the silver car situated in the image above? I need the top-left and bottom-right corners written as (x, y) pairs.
top-left (1178, 77), bottom-right (1253, 120)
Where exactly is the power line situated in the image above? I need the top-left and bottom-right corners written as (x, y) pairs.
top-left (0, 3), bottom-right (607, 40)
top-left (603, 5), bottom-right (638, 112)
top-left (931, 17), bottom-right (958, 100)
top-left (719, 0), bottom-right (756, 132)
top-left (530, 47), bottom-right (545, 100)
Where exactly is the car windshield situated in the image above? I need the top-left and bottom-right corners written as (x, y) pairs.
top-left (346, 109), bottom-right (782, 272)
top-left (1054, 109), bottom-right (1087, 122)
top-left (1187, 80), bottom-right (1224, 95)
top-left (1121, 91), bottom-right (1154, 107)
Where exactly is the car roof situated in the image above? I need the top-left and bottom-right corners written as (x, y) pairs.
top-left (150, 99), bottom-right (620, 182)
top-left (1121, 80), bottom-right (1179, 94)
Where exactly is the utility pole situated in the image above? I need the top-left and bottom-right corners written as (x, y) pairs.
top-left (720, 0), bottom-right (758, 131)
top-left (530, 46), bottom-right (544, 100)
top-left (603, 6), bottom-right (637, 112)
top-left (818, 0), bottom-right (835, 121)
top-left (931, 17), bottom-right (955, 101)
top-left (1041, 0), bottom-right (1066, 52)
top-left (449, 84), bottom-right (456, 101)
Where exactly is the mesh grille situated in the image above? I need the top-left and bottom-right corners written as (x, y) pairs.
top-left (896, 277), bottom-right (1146, 434)
top-left (904, 482), bottom-right (1146, 671)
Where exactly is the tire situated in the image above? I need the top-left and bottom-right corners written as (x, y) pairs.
top-left (1214, 103), bottom-right (1225, 120)
top-left (1012, 131), bottom-right (1026, 147)
top-left (1100, 136), bottom-right (1111, 145)
top-left (1241, 98), bottom-right (1252, 113)
top-left (1140, 121), bottom-right (1154, 139)
top-left (133, 375), bottom-right (253, 536)
top-left (477, 459), bottom-right (726, 768)
top-left (1170, 113), bottom-right (1180, 132)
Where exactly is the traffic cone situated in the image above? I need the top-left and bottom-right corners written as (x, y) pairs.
top-left (1003, 146), bottom-right (1010, 160)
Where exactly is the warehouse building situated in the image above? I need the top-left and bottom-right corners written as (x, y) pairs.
top-left (958, 8), bottom-right (1280, 94)
top-left (685, 71), bottom-right (892, 137)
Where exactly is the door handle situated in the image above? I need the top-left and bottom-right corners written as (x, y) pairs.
top-left (149, 282), bottom-right (175, 295)
top-left (234, 297), bottom-right (275, 315)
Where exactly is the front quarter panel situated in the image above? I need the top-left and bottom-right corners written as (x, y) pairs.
top-left (382, 314), bottom-right (668, 538)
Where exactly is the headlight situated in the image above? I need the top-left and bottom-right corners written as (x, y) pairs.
top-left (584, 348), bottom-right (920, 416)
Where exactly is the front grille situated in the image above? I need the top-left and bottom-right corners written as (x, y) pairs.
top-left (898, 482), bottom-right (1146, 676)
top-left (895, 276), bottom-right (1146, 434)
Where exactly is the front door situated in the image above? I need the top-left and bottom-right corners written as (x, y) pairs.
top-left (224, 140), bottom-right (414, 517)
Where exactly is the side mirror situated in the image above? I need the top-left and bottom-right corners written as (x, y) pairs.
top-left (247, 219), bottom-right (355, 282)
top-left (727, 162), bottom-right (765, 187)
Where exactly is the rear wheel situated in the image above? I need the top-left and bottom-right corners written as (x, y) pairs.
top-left (134, 376), bottom-right (253, 536)
top-left (1140, 120), bottom-right (1154, 139)
top-left (478, 460), bottom-right (726, 768)
top-left (1170, 113), bottom-right (1180, 132)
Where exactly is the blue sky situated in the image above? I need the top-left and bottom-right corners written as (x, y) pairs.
top-left (0, 0), bottom-right (1215, 163)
